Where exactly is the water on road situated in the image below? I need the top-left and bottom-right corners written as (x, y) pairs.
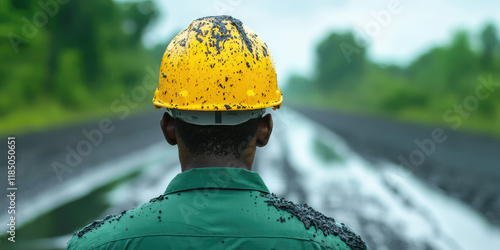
top-left (2, 109), bottom-right (499, 250)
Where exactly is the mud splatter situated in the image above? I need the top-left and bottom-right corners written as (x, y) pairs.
top-left (75, 192), bottom-right (173, 237)
top-left (195, 15), bottom-right (254, 53)
top-left (279, 217), bottom-right (286, 223)
top-left (179, 38), bottom-right (187, 47)
top-left (76, 214), bottom-right (114, 238)
top-left (263, 193), bottom-right (367, 250)
top-left (261, 46), bottom-right (268, 57)
top-left (149, 194), bottom-right (168, 202)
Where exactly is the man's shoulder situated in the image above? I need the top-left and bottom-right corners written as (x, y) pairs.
top-left (260, 193), bottom-right (367, 250)
top-left (67, 191), bottom-right (367, 249)
top-left (67, 195), bottom-right (168, 249)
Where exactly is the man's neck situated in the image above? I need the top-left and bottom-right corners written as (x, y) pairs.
top-left (180, 155), bottom-right (252, 172)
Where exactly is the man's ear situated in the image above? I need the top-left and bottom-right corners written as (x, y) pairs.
top-left (256, 114), bottom-right (273, 147)
top-left (160, 112), bottom-right (177, 146)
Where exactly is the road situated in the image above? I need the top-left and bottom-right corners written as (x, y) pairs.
top-left (1, 106), bottom-right (499, 249)
top-left (294, 106), bottom-right (500, 226)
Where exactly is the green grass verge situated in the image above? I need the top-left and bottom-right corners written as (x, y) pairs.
top-left (0, 101), bottom-right (151, 137)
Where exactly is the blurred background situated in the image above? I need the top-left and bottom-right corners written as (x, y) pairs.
top-left (1, 0), bottom-right (500, 249)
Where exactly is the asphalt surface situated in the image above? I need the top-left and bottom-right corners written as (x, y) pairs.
top-left (294, 106), bottom-right (500, 226)
top-left (1, 106), bottom-right (499, 249)
top-left (0, 110), bottom-right (168, 235)
top-left (2, 106), bottom-right (499, 220)
top-left (0, 109), bottom-right (167, 225)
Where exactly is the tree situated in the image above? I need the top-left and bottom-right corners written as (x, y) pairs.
top-left (314, 32), bottom-right (366, 91)
top-left (480, 23), bottom-right (498, 70)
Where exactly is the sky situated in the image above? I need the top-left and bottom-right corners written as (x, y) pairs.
top-left (140, 0), bottom-right (500, 84)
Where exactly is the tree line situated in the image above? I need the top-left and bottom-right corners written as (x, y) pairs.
top-left (285, 24), bottom-right (500, 135)
top-left (1, 0), bottom-right (161, 133)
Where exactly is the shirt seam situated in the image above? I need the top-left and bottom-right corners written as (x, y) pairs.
top-left (164, 187), bottom-right (270, 195)
top-left (89, 234), bottom-right (337, 249)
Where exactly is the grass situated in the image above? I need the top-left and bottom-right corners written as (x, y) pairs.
top-left (0, 100), bottom-right (152, 137)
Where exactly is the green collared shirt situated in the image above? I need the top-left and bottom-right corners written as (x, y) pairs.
top-left (68, 168), bottom-right (364, 249)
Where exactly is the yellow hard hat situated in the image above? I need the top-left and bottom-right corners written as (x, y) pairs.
top-left (152, 15), bottom-right (282, 124)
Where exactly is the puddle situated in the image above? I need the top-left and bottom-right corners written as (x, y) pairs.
top-left (313, 137), bottom-right (344, 164)
top-left (1, 171), bottom-right (141, 249)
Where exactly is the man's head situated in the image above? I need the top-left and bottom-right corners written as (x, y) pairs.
top-left (160, 112), bottom-right (273, 171)
top-left (152, 15), bottom-right (282, 171)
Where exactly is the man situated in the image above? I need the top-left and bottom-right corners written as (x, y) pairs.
top-left (68, 15), bottom-right (367, 249)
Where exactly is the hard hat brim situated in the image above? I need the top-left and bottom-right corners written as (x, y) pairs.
top-left (166, 108), bottom-right (266, 125)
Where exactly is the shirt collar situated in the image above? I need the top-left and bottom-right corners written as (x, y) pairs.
top-left (164, 167), bottom-right (270, 195)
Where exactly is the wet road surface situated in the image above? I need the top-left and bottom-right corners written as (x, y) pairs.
top-left (294, 106), bottom-right (500, 227)
top-left (1, 106), bottom-right (499, 249)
